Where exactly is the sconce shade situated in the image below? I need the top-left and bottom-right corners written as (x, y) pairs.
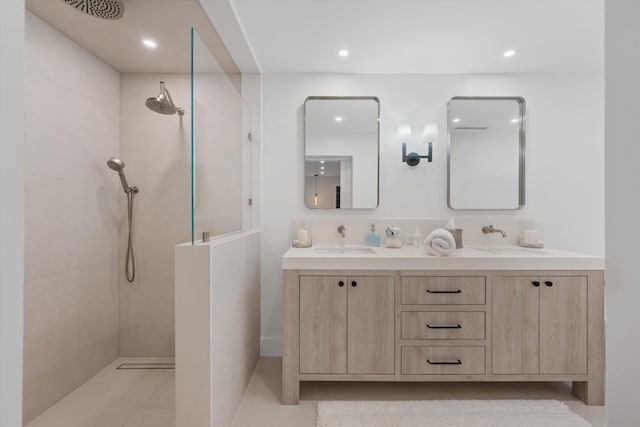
top-left (423, 123), bottom-right (438, 144)
top-left (397, 124), bottom-right (412, 144)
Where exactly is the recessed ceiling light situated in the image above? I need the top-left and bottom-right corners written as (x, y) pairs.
top-left (321, 171), bottom-right (325, 174)
top-left (335, 116), bottom-right (343, 122)
top-left (338, 49), bottom-right (349, 57)
top-left (452, 118), bottom-right (461, 123)
top-left (321, 166), bottom-right (325, 170)
top-left (511, 118), bottom-right (520, 123)
top-left (503, 49), bottom-right (516, 58)
top-left (320, 160), bottom-right (325, 164)
top-left (143, 38), bottom-right (157, 49)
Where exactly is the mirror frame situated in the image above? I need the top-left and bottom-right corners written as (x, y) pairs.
top-left (303, 96), bottom-right (381, 209)
top-left (447, 96), bottom-right (526, 210)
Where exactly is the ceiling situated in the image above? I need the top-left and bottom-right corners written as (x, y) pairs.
top-left (26, 0), bottom-right (239, 74)
top-left (231, 0), bottom-right (604, 74)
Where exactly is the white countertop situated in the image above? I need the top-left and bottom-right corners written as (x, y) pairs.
top-left (282, 245), bottom-right (604, 271)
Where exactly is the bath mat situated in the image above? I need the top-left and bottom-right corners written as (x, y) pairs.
top-left (316, 399), bottom-right (591, 427)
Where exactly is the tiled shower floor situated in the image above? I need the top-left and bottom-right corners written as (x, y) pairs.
top-left (25, 358), bottom-right (175, 427)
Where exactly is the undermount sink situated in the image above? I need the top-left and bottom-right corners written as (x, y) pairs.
top-left (314, 246), bottom-right (376, 255)
top-left (473, 246), bottom-right (548, 255)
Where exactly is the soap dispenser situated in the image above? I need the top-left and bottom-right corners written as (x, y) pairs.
top-left (412, 227), bottom-right (423, 247)
top-left (366, 224), bottom-right (380, 247)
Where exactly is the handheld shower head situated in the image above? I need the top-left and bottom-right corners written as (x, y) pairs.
top-left (107, 157), bottom-right (131, 193)
top-left (145, 81), bottom-right (184, 116)
top-left (107, 157), bottom-right (125, 172)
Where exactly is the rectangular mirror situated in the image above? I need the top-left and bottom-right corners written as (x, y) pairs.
top-left (304, 96), bottom-right (380, 209)
top-left (447, 96), bottom-right (525, 210)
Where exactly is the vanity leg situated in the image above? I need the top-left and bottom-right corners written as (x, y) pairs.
top-left (573, 272), bottom-right (605, 406)
top-left (282, 270), bottom-right (300, 405)
top-left (282, 375), bottom-right (300, 405)
top-left (572, 379), bottom-right (604, 406)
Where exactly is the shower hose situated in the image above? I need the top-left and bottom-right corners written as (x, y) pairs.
top-left (125, 188), bottom-right (137, 283)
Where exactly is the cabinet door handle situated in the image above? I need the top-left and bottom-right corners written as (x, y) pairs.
top-left (426, 324), bottom-right (462, 329)
top-left (532, 281), bottom-right (540, 287)
top-left (351, 281), bottom-right (357, 287)
top-left (338, 281), bottom-right (344, 287)
top-left (545, 281), bottom-right (553, 287)
top-left (427, 359), bottom-right (462, 365)
top-left (426, 289), bottom-right (461, 294)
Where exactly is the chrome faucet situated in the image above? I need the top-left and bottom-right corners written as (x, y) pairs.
top-left (482, 225), bottom-right (507, 238)
top-left (337, 225), bottom-right (346, 238)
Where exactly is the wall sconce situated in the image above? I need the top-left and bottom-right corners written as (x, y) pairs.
top-left (398, 123), bottom-right (438, 166)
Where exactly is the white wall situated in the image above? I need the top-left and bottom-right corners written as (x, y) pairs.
top-left (605, 1), bottom-right (640, 424)
top-left (175, 231), bottom-right (260, 427)
top-left (23, 12), bottom-right (120, 422)
top-left (0, 1), bottom-right (24, 426)
top-left (260, 72), bottom-right (604, 355)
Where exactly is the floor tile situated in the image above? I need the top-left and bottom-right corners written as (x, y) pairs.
top-left (124, 408), bottom-right (174, 427)
top-left (26, 357), bottom-right (604, 427)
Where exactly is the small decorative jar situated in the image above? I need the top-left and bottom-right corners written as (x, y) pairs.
top-left (292, 219), bottom-right (312, 248)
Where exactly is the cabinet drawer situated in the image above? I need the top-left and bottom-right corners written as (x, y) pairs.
top-left (401, 277), bottom-right (486, 305)
top-left (401, 346), bottom-right (485, 375)
top-left (401, 312), bottom-right (485, 340)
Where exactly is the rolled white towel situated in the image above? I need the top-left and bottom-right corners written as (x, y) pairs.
top-left (424, 228), bottom-right (456, 256)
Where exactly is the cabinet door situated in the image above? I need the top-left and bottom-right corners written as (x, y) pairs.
top-left (540, 276), bottom-right (588, 374)
top-left (347, 276), bottom-right (395, 374)
top-left (492, 277), bottom-right (540, 374)
top-left (299, 276), bottom-right (347, 374)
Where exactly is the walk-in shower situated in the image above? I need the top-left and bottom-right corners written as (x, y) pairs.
top-left (107, 157), bottom-right (138, 283)
top-left (146, 81), bottom-right (184, 116)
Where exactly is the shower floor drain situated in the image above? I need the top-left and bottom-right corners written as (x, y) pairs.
top-left (116, 362), bottom-right (175, 370)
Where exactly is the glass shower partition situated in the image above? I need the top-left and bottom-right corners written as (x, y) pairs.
top-left (191, 28), bottom-right (253, 244)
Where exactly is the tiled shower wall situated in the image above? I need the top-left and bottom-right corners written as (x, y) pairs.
top-left (23, 12), bottom-right (120, 422)
top-left (118, 72), bottom-right (245, 356)
top-left (117, 74), bottom-right (191, 356)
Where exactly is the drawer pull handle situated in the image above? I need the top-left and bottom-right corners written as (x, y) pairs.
top-left (427, 359), bottom-right (462, 365)
top-left (545, 281), bottom-right (553, 287)
top-left (426, 289), bottom-right (462, 294)
top-left (532, 281), bottom-right (540, 287)
top-left (338, 281), bottom-right (344, 287)
top-left (426, 323), bottom-right (462, 329)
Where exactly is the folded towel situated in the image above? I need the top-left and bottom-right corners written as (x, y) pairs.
top-left (424, 228), bottom-right (456, 256)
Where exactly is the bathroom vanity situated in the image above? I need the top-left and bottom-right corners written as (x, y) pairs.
top-left (281, 246), bottom-right (604, 406)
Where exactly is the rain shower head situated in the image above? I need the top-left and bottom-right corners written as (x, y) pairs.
top-left (145, 81), bottom-right (184, 116)
top-left (107, 157), bottom-right (131, 193)
top-left (62, 0), bottom-right (125, 20)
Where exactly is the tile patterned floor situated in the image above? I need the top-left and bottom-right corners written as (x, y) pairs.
top-left (232, 358), bottom-right (606, 427)
top-left (25, 358), bottom-right (175, 427)
top-left (26, 357), bottom-right (605, 427)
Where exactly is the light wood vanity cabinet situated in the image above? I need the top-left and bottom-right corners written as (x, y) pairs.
top-left (283, 269), bottom-right (604, 406)
top-left (299, 275), bottom-right (395, 375)
top-left (492, 276), bottom-right (588, 375)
